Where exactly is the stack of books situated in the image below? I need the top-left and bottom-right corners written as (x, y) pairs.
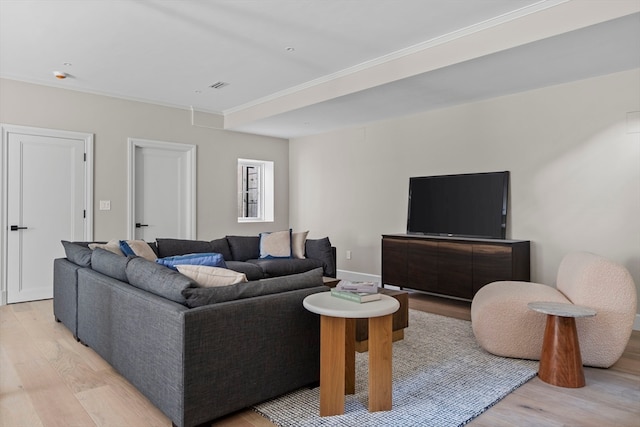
top-left (330, 280), bottom-right (381, 303)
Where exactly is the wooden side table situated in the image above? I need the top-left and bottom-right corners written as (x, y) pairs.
top-left (528, 301), bottom-right (597, 388)
top-left (303, 292), bottom-right (399, 416)
top-left (320, 279), bottom-right (409, 351)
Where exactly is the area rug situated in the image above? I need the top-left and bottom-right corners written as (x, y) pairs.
top-left (253, 309), bottom-right (538, 427)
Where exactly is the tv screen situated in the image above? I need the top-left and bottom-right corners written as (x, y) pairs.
top-left (407, 171), bottom-right (509, 239)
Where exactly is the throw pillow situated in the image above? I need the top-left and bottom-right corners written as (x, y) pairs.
top-left (119, 240), bottom-right (158, 261)
top-left (176, 265), bottom-right (247, 287)
top-left (292, 230), bottom-right (309, 259)
top-left (88, 239), bottom-right (124, 256)
top-left (259, 230), bottom-right (292, 259)
top-left (156, 252), bottom-right (227, 271)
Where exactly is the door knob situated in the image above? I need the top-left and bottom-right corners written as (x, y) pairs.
top-left (135, 223), bottom-right (149, 228)
top-left (10, 225), bottom-right (28, 231)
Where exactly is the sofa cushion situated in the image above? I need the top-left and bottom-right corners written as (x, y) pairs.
top-left (156, 253), bottom-right (227, 271)
top-left (155, 238), bottom-right (213, 258)
top-left (224, 261), bottom-right (265, 281)
top-left (89, 239), bottom-right (124, 256)
top-left (181, 267), bottom-right (324, 308)
top-left (176, 265), bottom-right (248, 287)
top-left (61, 240), bottom-right (93, 267)
top-left (209, 238), bottom-right (233, 261)
top-left (259, 230), bottom-right (292, 259)
top-left (292, 231), bottom-right (309, 259)
top-left (126, 257), bottom-right (196, 305)
top-left (226, 235), bottom-right (260, 261)
top-left (119, 240), bottom-right (158, 261)
top-left (247, 258), bottom-right (324, 278)
top-left (91, 248), bottom-right (132, 282)
top-left (305, 237), bottom-right (335, 277)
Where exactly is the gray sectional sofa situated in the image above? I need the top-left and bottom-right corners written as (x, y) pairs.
top-left (53, 236), bottom-right (335, 427)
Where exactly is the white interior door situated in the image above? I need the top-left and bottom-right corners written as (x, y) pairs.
top-left (3, 125), bottom-right (92, 304)
top-left (128, 139), bottom-right (196, 241)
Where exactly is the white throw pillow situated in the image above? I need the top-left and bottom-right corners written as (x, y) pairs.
top-left (176, 265), bottom-right (248, 287)
top-left (121, 239), bottom-right (158, 261)
top-left (292, 231), bottom-right (309, 259)
top-left (89, 239), bottom-right (124, 256)
top-left (259, 230), bottom-right (292, 258)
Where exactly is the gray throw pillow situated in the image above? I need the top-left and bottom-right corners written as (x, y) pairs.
top-left (182, 267), bottom-right (324, 308)
top-left (61, 240), bottom-right (92, 268)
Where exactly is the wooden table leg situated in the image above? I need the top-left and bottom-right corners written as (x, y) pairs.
top-left (538, 314), bottom-right (586, 388)
top-left (345, 318), bottom-right (356, 395)
top-left (320, 315), bottom-right (346, 416)
top-left (368, 314), bottom-right (393, 412)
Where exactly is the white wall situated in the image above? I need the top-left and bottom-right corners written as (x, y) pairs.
top-left (289, 69), bottom-right (640, 313)
top-left (0, 78), bottom-right (290, 240)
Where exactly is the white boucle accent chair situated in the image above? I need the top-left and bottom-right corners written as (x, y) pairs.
top-left (471, 251), bottom-right (637, 368)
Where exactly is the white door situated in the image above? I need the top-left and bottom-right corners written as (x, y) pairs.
top-left (128, 139), bottom-right (196, 241)
top-left (3, 126), bottom-right (92, 304)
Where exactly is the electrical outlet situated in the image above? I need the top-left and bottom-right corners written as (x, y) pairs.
top-left (99, 200), bottom-right (111, 211)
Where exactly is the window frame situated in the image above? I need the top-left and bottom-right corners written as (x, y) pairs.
top-left (237, 158), bottom-right (274, 223)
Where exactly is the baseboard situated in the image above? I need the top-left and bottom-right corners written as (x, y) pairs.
top-left (336, 269), bottom-right (381, 284)
top-left (337, 270), bottom-right (640, 331)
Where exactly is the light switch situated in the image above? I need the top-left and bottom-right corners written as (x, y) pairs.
top-left (99, 200), bottom-right (111, 211)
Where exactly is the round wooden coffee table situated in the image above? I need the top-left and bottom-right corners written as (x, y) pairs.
top-left (303, 292), bottom-right (399, 416)
top-left (528, 301), bottom-right (597, 388)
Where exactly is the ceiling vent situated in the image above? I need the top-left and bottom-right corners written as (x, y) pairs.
top-left (209, 81), bottom-right (229, 89)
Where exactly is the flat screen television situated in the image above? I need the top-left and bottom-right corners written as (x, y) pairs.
top-left (407, 171), bottom-right (509, 239)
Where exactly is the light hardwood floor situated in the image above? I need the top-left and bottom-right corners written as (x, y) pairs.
top-left (1, 295), bottom-right (638, 426)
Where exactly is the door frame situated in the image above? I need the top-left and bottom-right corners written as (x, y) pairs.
top-left (127, 138), bottom-right (197, 240)
top-left (1, 124), bottom-right (94, 305)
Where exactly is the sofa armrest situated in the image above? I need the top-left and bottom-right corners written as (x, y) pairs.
top-left (53, 258), bottom-right (82, 338)
top-left (181, 285), bottom-right (327, 426)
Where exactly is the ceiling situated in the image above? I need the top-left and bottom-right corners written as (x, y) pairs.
top-left (1, 0), bottom-right (639, 139)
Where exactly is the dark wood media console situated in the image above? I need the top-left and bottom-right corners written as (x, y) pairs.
top-left (382, 234), bottom-right (530, 300)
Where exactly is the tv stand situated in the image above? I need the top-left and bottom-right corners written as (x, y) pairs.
top-left (382, 234), bottom-right (530, 300)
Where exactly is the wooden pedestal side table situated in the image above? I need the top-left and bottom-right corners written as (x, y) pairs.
top-left (528, 301), bottom-right (597, 388)
top-left (303, 292), bottom-right (400, 416)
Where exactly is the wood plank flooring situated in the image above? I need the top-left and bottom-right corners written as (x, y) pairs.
top-left (1, 295), bottom-right (638, 426)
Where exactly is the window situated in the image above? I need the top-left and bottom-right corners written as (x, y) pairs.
top-left (237, 158), bottom-right (274, 222)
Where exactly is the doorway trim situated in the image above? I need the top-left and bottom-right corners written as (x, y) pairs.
top-left (1, 124), bottom-right (94, 306)
top-left (127, 138), bottom-right (197, 240)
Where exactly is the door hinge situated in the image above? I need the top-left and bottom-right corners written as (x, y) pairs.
top-left (83, 210), bottom-right (86, 218)
top-left (84, 153), bottom-right (86, 162)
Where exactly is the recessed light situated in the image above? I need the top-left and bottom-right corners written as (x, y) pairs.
top-left (53, 71), bottom-right (67, 79)
top-left (285, 47), bottom-right (295, 52)
top-left (195, 90), bottom-right (202, 94)
top-left (63, 62), bottom-right (72, 66)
